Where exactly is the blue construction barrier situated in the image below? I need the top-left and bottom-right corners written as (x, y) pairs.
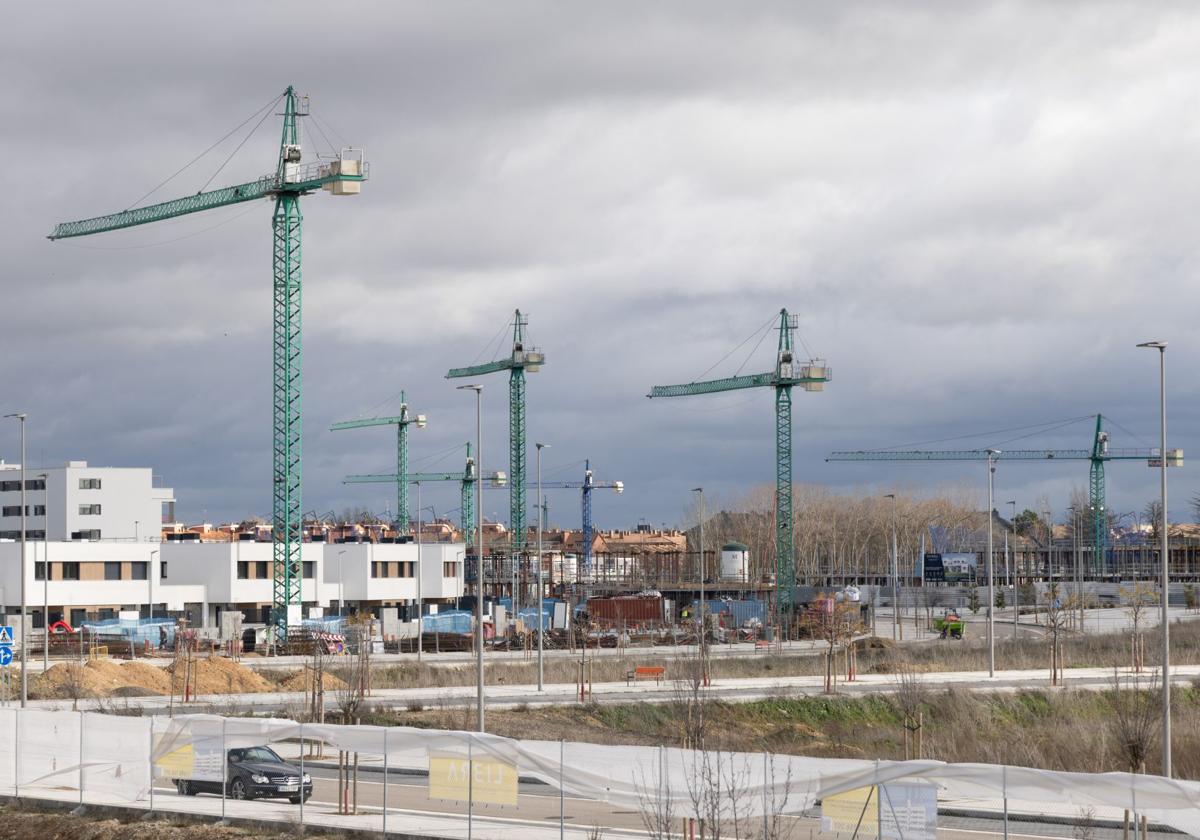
top-left (710, 599), bottom-right (766, 625)
top-left (422, 610), bottom-right (473, 634)
top-left (78, 618), bottom-right (178, 647)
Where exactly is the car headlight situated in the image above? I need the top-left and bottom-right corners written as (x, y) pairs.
top-left (303, 773), bottom-right (311, 783)
top-left (251, 774), bottom-right (269, 784)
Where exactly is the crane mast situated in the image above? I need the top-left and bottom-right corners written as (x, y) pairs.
top-left (50, 85), bottom-right (367, 639)
top-left (649, 309), bottom-right (830, 614)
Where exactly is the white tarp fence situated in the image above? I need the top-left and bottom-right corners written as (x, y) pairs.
top-left (2, 708), bottom-right (1199, 836)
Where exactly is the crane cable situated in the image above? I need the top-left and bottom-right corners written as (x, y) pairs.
top-left (198, 98), bottom-right (280, 194)
top-left (123, 91), bottom-right (284, 212)
top-left (867, 414), bottom-right (1095, 452)
top-left (693, 312), bottom-right (779, 382)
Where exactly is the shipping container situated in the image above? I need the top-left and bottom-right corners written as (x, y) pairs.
top-left (585, 596), bottom-right (664, 626)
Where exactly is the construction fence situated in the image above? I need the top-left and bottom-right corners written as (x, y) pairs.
top-left (0, 708), bottom-right (1198, 838)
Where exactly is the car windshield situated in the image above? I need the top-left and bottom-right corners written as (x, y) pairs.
top-left (230, 746), bottom-right (282, 764)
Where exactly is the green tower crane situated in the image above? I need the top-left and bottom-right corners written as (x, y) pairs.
top-left (48, 86), bottom-right (367, 638)
top-left (446, 310), bottom-right (544, 558)
top-left (648, 309), bottom-right (830, 612)
top-left (330, 393), bottom-right (427, 534)
top-left (826, 413), bottom-right (1183, 572)
top-left (344, 442), bottom-right (507, 541)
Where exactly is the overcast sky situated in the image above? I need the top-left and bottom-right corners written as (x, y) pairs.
top-left (2, 2), bottom-right (1197, 532)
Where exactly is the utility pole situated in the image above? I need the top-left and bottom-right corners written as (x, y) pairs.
top-left (885, 494), bottom-right (898, 642)
top-left (1137, 340), bottom-right (1170, 777)
top-left (416, 481), bottom-right (423, 663)
top-left (536, 443), bottom-right (548, 692)
top-left (692, 487), bottom-right (706, 669)
top-left (39, 473), bottom-right (48, 672)
top-left (458, 384), bottom-right (485, 732)
top-left (1007, 500), bottom-right (1017, 639)
top-left (5, 413), bottom-right (28, 706)
top-left (986, 449), bottom-right (998, 678)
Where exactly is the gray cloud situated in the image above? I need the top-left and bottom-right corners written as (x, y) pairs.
top-left (2, 1), bottom-right (1197, 532)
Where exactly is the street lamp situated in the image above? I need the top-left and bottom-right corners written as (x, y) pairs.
top-left (535, 442), bottom-right (548, 691)
top-left (1137, 339), bottom-right (1170, 777)
top-left (985, 449), bottom-right (999, 678)
top-left (457, 383), bottom-right (485, 733)
top-left (884, 494), bottom-right (898, 642)
top-left (1006, 500), bottom-right (1017, 638)
top-left (4, 412), bottom-right (27, 706)
top-left (415, 481), bottom-right (423, 663)
top-left (148, 549), bottom-right (159, 623)
top-left (692, 487), bottom-right (705, 655)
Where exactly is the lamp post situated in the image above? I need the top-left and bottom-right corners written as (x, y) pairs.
top-left (986, 449), bottom-right (999, 678)
top-left (535, 443), bottom-right (548, 691)
top-left (415, 481), bottom-right (423, 663)
top-left (4, 413), bottom-right (27, 706)
top-left (38, 473), bottom-right (48, 671)
top-left (884, 494), bottom-right (898, 642)
top-left (458, 383), bottom-right (485, 732)
top-left (1137, 339), bottom-right (1170, 777)
top-left (692, 487), bottom-right (705, 657)
top-left (1006, 500), bottom-right (1017, 638)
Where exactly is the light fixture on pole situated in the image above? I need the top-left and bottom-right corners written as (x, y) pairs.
top-left (1137, 339), bottom-right (1170, 777)
top-left (148, 549), bottom-right (159, 624)
top-left (415, 482), bottom-right (423, 663)
top-left (535, 442), bottom-right (548, 691)
top-left (4, 412), bottom-right (27, 707)
top-left (985, 448), bottom-right (999, 678)
top-left (884, 494), bottom-right (898, 642)
top-left (457, 383), bottom-right (486, 732)
top-left (692, 486), bottom-right (707, 678)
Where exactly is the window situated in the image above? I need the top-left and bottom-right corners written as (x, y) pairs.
top-left (131, 562), bottom-right (147, 581)
top-left (160, 561), bottom-right (167, 580)
top-left (26, 530), bottom-right (44, 540)
top-left (371, 561), bottom-right (387, 578)
top-left (443, 561), bottom-right (457, 577)
top-left (34, 562), bottom-right (45, 581)
top-left (237, 561), bottom-right (249, 580)
top-left (400, 561), bottom-right (414, 578)
top-left (104, 562), bottom-right (121, 581)
top-left (78, 478), bottom-right (102, 490)
top-left (60, 562), bottom-right (80, 581)
top-left (255, 561), bottom-right (268, 579)
top-left (2, 479), bottom-right (44, 492)
top-left (71, 529), bottom-right (101, 541)
top-left (302, 561), bottom-right (314, 579)
top-left (1, 505), bottom-right (39, 517)
top-left (79, 504), bottom-right (102, 516)
top-left (33, 505), bottom-right (45, 516)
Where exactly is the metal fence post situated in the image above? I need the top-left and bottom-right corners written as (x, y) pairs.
top-left (382, 728), bottom-right (389, 836)
top-left (762, 751), bottom-right (768, 840)
top-left (468, 737), bottom-right (474, 840)
top-left (13, 709), bottom-right (18, 798)
top-left (299, 722), bottom-right (305, 830)
top-left (220, 718), bottom-right (227, 823)
top-left (148, 720), bottom-right (155, 816)
top-left (1002, 765), bottom-right (1008, 840)
top-left (560, 739), bottom-right (566, 840)
top-left (78, 710), bottom-right (85, 810)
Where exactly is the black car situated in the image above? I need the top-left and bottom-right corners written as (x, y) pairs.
top-left (174, 746), bottom-right (313, 803)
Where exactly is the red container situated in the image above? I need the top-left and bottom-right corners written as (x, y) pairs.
top-left (586, 596), bottom-right (664, 626)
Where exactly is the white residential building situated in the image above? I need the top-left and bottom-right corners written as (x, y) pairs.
top-left (0, 461), bottom-right (174, 542)
top-left (0, 540), bottom-right (464, 630)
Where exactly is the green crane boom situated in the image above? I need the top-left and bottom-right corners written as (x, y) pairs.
top-left (49, 86), bottom-right (367, 639)
top-left (826, 414), bottom-right (1183, 572)
top-left (648, 309), bottom-right (831, 612)
top-left (344, 443), bottom-right (506, 540)
top-left (330, 392), bottom-right (426, 534)
top-left (446, 310), bottom-right (544, 558)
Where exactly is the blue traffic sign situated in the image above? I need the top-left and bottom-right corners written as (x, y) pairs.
top-left (0, 647), bottom-right (13, 667)
top-left (0, 626), bottom-right (12, 646)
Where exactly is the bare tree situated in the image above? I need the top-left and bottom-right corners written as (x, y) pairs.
top-left (1044, 583), bottom-right (1068, 686)
top-left (636, 750), bottom-right (677, 840)
top-left (1105, 670), bottom-right (1160, 773)
top-left (893, 658), bottom-right (927, 759)
top-left (1119, 582), bottom-right (1156, 673)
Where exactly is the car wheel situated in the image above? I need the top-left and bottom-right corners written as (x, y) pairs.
top-left (230, 778), bottom-right (249, 800)
top-left (176, 779), bottom-right (192, 796)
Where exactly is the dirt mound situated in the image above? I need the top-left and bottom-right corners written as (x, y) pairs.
top-left (119, 661), bottom-right (172, 694)
top-left (279, 669), bottom-right (348, 692)
top-left (853, 636), bottom-right (897, 651)
top-left (31, 659), bottom-right (175, 699)
top-left (176, 656), bottom-right (273, 695)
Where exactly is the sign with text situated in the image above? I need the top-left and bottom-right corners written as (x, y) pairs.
top-left (821, 786), bottom-right (878, 834)
top-left (922, 554), bottom-right (944, 583)
top-left (879, 782), bottom-right (938, 840)
top-left (428, 753), bottom-right (518, 806)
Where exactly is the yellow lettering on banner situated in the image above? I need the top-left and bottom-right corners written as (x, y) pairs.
top-left (428, 753), bottom-right (518, 806)
top-left (155, 742), bottom-right (195, 779)
top-left (821, 786), bottom-right (878, 835)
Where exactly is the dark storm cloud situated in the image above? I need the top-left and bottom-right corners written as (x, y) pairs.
top-left (2, 1), bottom-right (1198, 529)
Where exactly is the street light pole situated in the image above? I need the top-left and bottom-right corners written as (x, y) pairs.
top-left (692, 487), bottom-right (708, 674)
top-left (885, 494), bottom-right (898, 642)
top-left (5, 413), bottom-right (27, 706)
top-left (986, 449), bottom-right (999, 678)
top-left (458, 384), bottom-right (485, 733)
top-left (416, 481), bottom-right (423, 663)
top-left (148, 549), bottom-right (158, 622)
top-left (337, 550), bottom-right (346, 616)
top-left (1006, 500), bottom-right (1017, 639)
top-left (1137, 340), bottom-right (1170, 777)
top-left (535, 442), bottom-right (548, 691)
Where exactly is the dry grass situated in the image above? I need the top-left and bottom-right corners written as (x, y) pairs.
top-left (0, 803), bottom-right (350, 839)
top-left (378, 681), bottom-right (1200, 779)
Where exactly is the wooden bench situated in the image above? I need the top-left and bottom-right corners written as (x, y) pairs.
top-left (625, 665), bottom-right (666, 685)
